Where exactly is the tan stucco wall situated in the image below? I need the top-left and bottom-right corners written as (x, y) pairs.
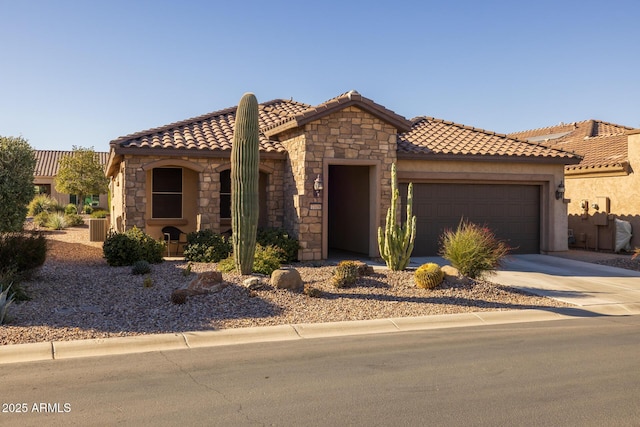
top-left (397, 159), bottom-right (569, 253)
top-left (565, 133), bottom-right (640, 251)
top-left (34, 176), bottom-right (108, 211)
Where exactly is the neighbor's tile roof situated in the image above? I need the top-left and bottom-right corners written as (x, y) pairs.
top-left (509, 120), bottom-right (636, 170)
top-left (110, 99), bottom-right (312, 153)
top-left (398, 117), bottom-right (580, 162)
top-left (35, 150), bottom-right (109, 177)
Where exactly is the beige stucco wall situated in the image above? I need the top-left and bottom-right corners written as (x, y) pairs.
top-left (565, 132), bottom-right (640, 251)
top-left (34, 176), bottom-right (108, 211)
top-left (397, 158), bottom-right (569, 253)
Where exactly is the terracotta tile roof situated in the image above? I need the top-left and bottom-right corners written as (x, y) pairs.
top-left (398, 117), bottom-right (581, 163)
top-left (111, 99), bottom-right (311, 154)
top-left (35, 150), bottom-right (109, 177)
top-left (263, 90), bottom-right (412, 136)
top-left (509, 120), bottom-right (636, 171)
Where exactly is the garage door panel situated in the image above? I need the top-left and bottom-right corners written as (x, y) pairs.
top-left (401, 183), bottom-right (540, 255)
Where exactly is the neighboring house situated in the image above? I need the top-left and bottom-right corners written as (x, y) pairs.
top-left (34, 150), bottom-right (109, 209)
top-left (510, 120), bottom-right (639, 252)
top-left (106, 90), bottom-right (580, 260)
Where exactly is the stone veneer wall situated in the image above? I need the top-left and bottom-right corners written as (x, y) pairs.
top-left (115, 154), bottom-right (285, 234)
top-left (279, 106), bottom-right (398, 260)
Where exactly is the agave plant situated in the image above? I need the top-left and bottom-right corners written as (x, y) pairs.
top-left (0, 284), bottom-right (15, 324)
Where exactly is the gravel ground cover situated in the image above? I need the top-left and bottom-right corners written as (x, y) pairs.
top-left (2, 225), bottom-right (615, 346)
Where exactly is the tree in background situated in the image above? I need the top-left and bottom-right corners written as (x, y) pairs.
top-left (55, 146), bottom-right (108, 212)
top-left (0, 136), bottom-right (37, 232)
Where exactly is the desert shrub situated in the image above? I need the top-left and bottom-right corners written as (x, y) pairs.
top-left (217, 244), bottom-right (282, 275)
top-left (183, 229), bottom-right (232, 263)
top-left (64, 213), bottom-right (85, 227)
top-left (257, 227), bottom-right (299, 262)
top-left (332, 260), bottom-right (361, 288)
top-left (414, 263), bottom-right (444, 289)
top-left (103, 227), bottom-right (165, 266)
top-left (28, 194), bottom-right (58, 216)
top-left (83, 205), bottom-right (93, 214)
top-left (252, 244), bottom-right (282, 275)
top-left (439, 220), bottom-right (510, 279)
top-left (33, 211), bottom-right (50, 227)
top-left (131, 260), bottom-right (151, 275)
top-left (0, 231), bottom-right (47, 300)
top-left (90, 209), bottom-right (108, 218)
top-left (46, 213), bottom-right (67, 230)
top-left (64, 203), bottom-right (78, 215)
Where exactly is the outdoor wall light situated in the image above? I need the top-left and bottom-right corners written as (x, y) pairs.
top-left (555, 181), bottom-right (565, 200)
top-left (313, 174), bottom-right (324, 198)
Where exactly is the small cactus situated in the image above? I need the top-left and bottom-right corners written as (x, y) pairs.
top-left (143, 276), bottom-right (154, 288)
top-left (332, 260), bottom-right (361, 288)
top-left (414, 263), bottom-right (444, 289)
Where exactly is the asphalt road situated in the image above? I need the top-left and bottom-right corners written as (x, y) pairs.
top-left (2, 315), bottom-right (640, 426)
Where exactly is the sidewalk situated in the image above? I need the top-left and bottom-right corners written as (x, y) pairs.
top-left (2, 252), bottom-right (640, 365)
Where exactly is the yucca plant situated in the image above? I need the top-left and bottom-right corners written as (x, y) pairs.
top-left (0, 284), bottom-right (15, 324)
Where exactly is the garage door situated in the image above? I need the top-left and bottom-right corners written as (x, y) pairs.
top-left (401, 183), bottom-right (540, 256)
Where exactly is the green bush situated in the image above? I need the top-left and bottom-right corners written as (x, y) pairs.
top-left (183, 229), bottom-right (232, 263)
top-left (33, 211), bottom-right (50, 227)
top-left (332, 260), bottom-right (361, 288)
top-left (414, 263), bottom-right (444, 289)
top-left (28, 194), bottom-right (58, 216)
top-left (439, 220), bottom-right (511, 279)
top-left (90, 209), bottom-right (108, 218)
top-left (83, 205), bottom-right (93, 214)
top-left (103, 227), bottom-right (165, 266)
top-left (64, 213), bottom-right (85, 227)
top-left (0, 136), bottom-right (37, 232)
top-left (131, 260), bottom-right (151, 275)
top-left (0, 231), bottom-right (47, 301)
top-left (64, 203), bottom-right (78, 215)
top-left (46, 213), bottom-right (67, 230)
top-left (217, 244), bottom-right (282, 275)
top-left (257, 227), bottom-right (299, 262)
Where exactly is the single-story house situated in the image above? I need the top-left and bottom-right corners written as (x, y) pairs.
top-left (106, 91), bottom-right (580, 260)
top-left (510, 120), bottom-right (639, 252)
top-left (34, 150), bottom-right (109, 209)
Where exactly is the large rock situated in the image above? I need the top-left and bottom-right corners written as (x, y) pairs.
top-left (270, 268), bottom-right (303, 290)
top-left (187, 271), bottom-right (226, 295)
top-left (441, 265), bottom-right (472, 285)
top-left (171, 271), bottom-right (228, 303)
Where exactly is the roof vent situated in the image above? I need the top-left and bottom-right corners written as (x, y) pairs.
top-left (347, 90), bottom-right (360, 99)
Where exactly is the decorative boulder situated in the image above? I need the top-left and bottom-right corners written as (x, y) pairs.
top-left (243, 276), bottom-right (269, 291)
top-left (270, 268), bottom-right (303, 290)
top-left (441, 265), bottom-right (472, 285)
top-left (187, 271), bottom-right (226, 295)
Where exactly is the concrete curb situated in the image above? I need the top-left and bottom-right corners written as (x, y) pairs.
top-left (1, 307), bottom-right (620, 365)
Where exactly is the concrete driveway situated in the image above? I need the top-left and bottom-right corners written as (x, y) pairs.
top-left (490, 254), bottom-right (640, 315)
top-left (408, 253), bottom-right (640, 315)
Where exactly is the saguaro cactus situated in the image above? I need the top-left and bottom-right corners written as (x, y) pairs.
top-left (231, 93), bottom-right (260, 275)
top-left (377, 163), bottom-right (416, 271)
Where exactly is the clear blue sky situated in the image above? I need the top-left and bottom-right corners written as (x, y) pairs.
top-left (2, 0), bottom-right (639, 152)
